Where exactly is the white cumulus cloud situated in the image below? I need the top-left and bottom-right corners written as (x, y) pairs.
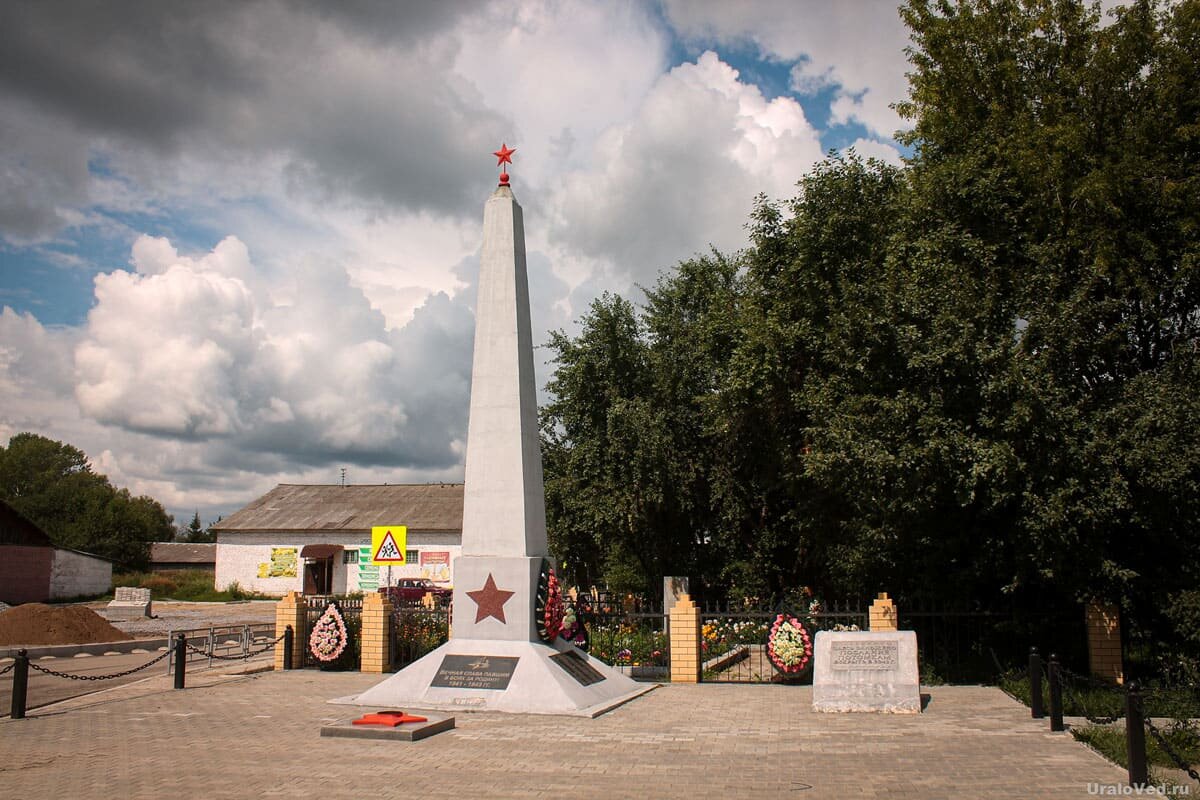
top-left (548, 51), bottom-right (824, 284)
top-left (662, 0), bottom-right (913, 139)
top-left (73, 235), bottom-right (474, 468)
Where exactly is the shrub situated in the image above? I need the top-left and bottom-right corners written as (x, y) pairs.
top-left (112, 570), bottom-right (266, 602)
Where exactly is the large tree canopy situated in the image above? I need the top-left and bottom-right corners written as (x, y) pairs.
top-left (541, 0), bottom-right (1199, 646)
top-left (0, 432), bottom-right (175, 568)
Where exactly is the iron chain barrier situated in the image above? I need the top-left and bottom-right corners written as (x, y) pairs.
top-left (1057, 664), bottom-right (1122, 725)
top-left (8, 629), bottom-right (288, 720)
top-left (1029, 648), bottom-right (1199, 788)
top-left (27, 648), bottom-right (172, 681)
top-left (1144, 711), bottom-right (1200, 784)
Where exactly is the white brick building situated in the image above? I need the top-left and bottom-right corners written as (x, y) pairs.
top-left (213, 484), bottom-right (463, 597)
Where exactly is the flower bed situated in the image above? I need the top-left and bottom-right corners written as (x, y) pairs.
top-left (589, 621), bottom-right (667, 668)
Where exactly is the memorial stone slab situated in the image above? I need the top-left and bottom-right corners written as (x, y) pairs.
top-left (812, 630), bottom-right (920, 713)
top-left (551, 650), bottom-right (606, 686)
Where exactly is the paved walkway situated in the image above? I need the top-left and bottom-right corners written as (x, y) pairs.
top-left (0, 670), bottom-right (1133, 799)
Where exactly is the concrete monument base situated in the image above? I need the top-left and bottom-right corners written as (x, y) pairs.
top-left (333, 638), bottom-right (655, 718)
top-left (319, 714), bottom-right (454, 741)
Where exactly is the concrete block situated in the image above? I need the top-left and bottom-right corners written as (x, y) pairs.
top-left (813, 631), bottom-right (920, 714)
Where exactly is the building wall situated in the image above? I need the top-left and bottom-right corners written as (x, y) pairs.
top-left (215, 530), bottom-right (461, 597)
top-left (0, 545), bottom-right (53, 603)
top-left (49, 550), bottom-right (113, 600)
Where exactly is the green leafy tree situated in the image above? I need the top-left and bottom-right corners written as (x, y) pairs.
top-left (542, 0), bottom-right (1200, 643)
top-left (893, 0), bottom-right (1200, 614)
top-left (0, 433), bottom-right (174, 568)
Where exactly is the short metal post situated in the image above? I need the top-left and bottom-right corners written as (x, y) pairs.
top-left (173, 633), bottom-right (186, 690)
top-left (283, 625), bottom-right (294, 670)
top-left (1048, 653), bottom-right (1064, 732)
top-left (1029, 647), bottom-right (1044, 719)
top-left (10, 649), bottom-right (29, 719)
top-left (1125, 682), bottom-right (1148, 787)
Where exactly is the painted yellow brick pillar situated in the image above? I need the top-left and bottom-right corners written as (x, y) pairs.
top-left (669, 594), bottom-right (701, 683)
top-left (274, 591), bottom-right (306, 671)
top-left (360, 592), bottom-right (393, 673)
top-left (869, 593), bottom-right (898, 632)
top-left (1086, 599), bottom-right (1123, 685)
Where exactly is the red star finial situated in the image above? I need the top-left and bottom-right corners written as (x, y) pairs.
top-left (493, 143), bottom-right (516, 186)
top-left (466, 573), bottom-right (515, 624)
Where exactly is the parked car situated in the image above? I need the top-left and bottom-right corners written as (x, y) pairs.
top-left (380, 579), bottom-right (452, 606)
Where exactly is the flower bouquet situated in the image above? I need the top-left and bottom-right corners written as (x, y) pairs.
top-left (535, 559), bottom-right (565, 643)
top-left (309, 602), bottom-right (349, 663)
top-left (766, 613), bottom-right (813, 677)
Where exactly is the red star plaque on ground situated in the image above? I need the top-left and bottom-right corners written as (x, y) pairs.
top-left (467, 573), bottom-right (515, 624)
top-left (493, 143), bottom-right (515, 186)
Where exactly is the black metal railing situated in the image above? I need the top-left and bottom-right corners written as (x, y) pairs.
top-left (699, 599), bottom-right (867, 683)
top-left (581, 600), bottom-right (669, 680)
top-left (900, 602), bottom-right (1086, 684)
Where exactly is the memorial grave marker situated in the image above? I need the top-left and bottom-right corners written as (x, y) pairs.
top-left (812, 630), bottom-right (920, 713)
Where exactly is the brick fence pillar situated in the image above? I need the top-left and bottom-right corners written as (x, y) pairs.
top-left (669, 594), bottom-right (701, 683)
top-left (275, 591), bottom-right (306, 671)
top-left (360, 592), bottom-right (393, 673)
top-left (1086, 599), bottom-right (1123, 684)
top-left (869, 592), bottom-right (898, 632)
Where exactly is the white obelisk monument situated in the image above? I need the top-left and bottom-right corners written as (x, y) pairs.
top-left (341, 146), bottom-right (652, 716)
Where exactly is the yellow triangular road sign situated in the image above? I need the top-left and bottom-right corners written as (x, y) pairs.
top-left (371, 526), bottom-right (407, 564)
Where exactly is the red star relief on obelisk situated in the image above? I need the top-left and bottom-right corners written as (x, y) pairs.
top-left (467, 573), bottom-right (515, 624)
top-left (493, 143), bottom-right (515, 186)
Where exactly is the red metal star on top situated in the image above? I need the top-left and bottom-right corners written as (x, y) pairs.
top-left (493, 143), bottom-right (516, 186)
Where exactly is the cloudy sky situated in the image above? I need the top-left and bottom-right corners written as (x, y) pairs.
top-left (0, 0), bottom-right (912, 526)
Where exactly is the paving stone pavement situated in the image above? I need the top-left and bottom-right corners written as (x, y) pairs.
top-left (0, 670), bottom-right (1134, 799)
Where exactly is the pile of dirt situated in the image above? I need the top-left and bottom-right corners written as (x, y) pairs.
top-left (0, 603), bottom-right (133, 646)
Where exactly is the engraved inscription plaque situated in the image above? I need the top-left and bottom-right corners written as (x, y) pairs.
top-left (431, 655), bottom-right (519, 690)
top-left (830, 640), bottom-right (899, 671)
top-left (550, 651), bottom-right (607, 686)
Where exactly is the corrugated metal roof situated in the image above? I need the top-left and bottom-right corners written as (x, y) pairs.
top-left (150, 542), bottom-right (217, 564)
top-left (212, 484), bottom-right (464, 533)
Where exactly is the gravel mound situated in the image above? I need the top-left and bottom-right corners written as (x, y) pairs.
top-left (0, 603), bottom-right (133, 646)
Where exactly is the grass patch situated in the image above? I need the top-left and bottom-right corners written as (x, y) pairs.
top-left (112, 570), bottom-right (267, 602)
top-left (1072, 723), bottom-right (1200, 782)
top-left (999, 673), bottom-right (1200, 719)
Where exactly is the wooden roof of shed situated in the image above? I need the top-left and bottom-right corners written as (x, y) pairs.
top-left (150, 542), bottom-right (217, 563)
top-left (0, 499), bottom-right (54, 547)
top-left (212, 484), bottom-right (464, 533)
